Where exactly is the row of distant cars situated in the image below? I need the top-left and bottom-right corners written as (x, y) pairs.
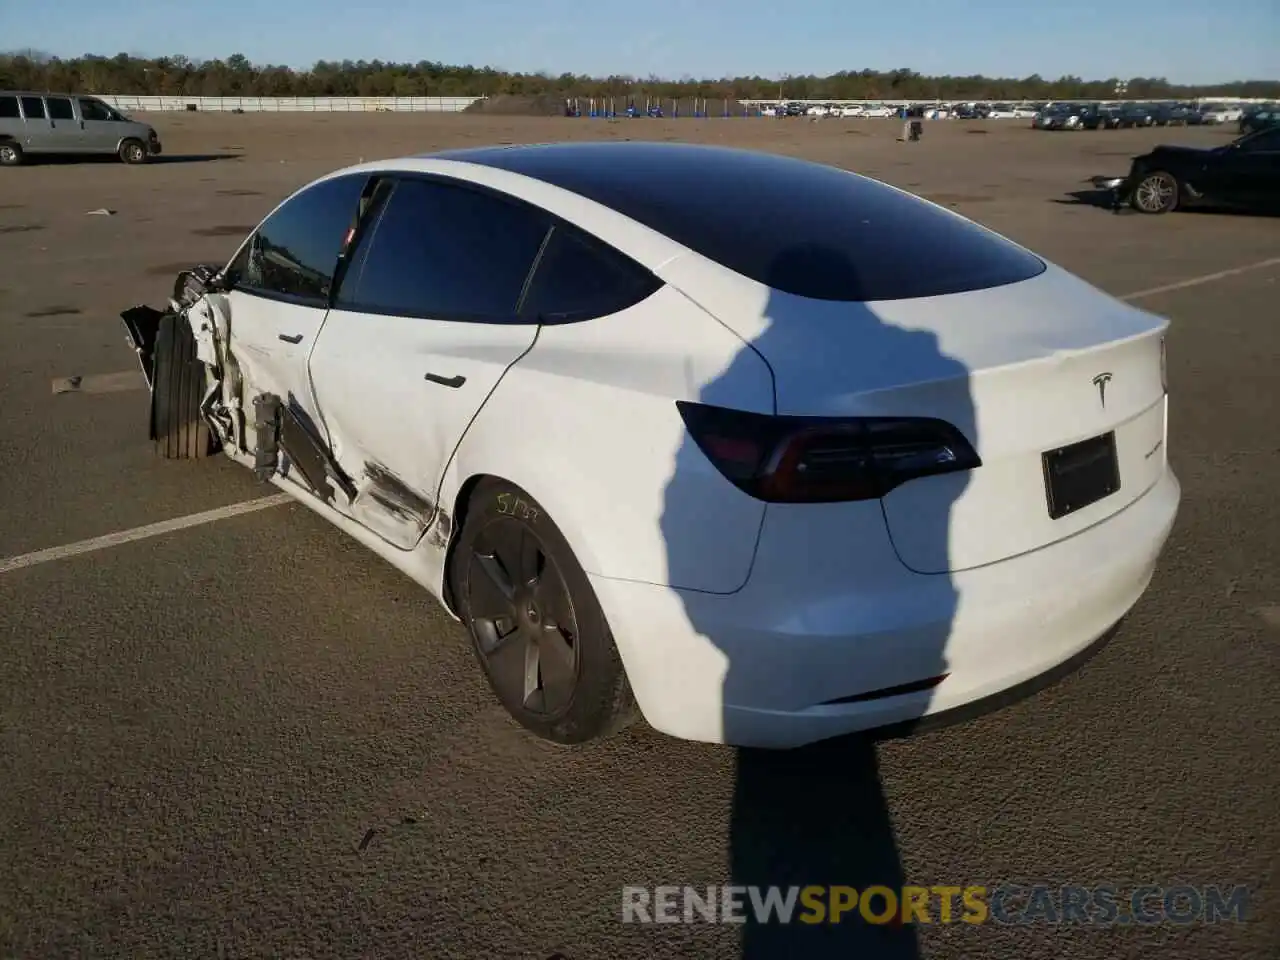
top-left (1033, 101), bottom-right (1279, 133)
top-left (763, 100), bottom-right (1279, 134)
top-left (767, 102), bottom-right (1041, 119)
top-left (764, 102), bottom-right (902, 118)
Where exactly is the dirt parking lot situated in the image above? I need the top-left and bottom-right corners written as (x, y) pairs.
top-left (1, 114), bottom-right (1277, 959)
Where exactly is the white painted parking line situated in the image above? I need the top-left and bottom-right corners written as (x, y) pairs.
top-left (1121, 257), bottom-right (1280, 302)
top-left (0, 494), bottom-right (292, 575)
top-left (52, 370), bottom-right (146, 395)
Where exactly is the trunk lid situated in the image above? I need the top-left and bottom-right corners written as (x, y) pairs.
top-left (662, 259), bottom-right (1169, 573)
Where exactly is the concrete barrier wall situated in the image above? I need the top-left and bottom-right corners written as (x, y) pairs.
top-left (96, 95), bottom-right (485, 113)
top-left (92, 94), bottom-right (1269, 114)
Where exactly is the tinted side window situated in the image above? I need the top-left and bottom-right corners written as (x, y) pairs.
top-left (236, 174), bottom-right (367, 304)
top-left (340, 178), bottom-right (550, 321)
top-left (46, 97), bottom-right (74, 121)
top-left (78, 98), bottom-right (113, 122)
top-left (521, 225), bottom-right (661, 322)
top-left (20, 97), bottom-right (46, 120)
top-left (0, 96), bottom-right (19, 119)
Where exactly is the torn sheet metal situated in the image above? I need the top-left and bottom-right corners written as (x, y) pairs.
top-left (120, 305), bottom-right (164, 389)
top-left (186, 299), bottom-right (219, 366)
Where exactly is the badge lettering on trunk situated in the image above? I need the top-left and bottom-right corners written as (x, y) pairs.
top-left (1091, 372), bottom-right (1113, 409)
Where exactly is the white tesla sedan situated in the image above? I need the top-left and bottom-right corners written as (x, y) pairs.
top-left (122, 142), bottom-right (1179, 749)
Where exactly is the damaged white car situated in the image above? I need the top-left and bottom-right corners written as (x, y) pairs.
top-left (123, 142), bottom-right (1178, 750)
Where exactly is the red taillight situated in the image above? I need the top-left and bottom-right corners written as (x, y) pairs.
top-left (677, 401), bottom-right (981, 504)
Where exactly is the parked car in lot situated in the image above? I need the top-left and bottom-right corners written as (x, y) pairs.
top-left (122, 142), bottom-right (1179, 749)
top-left (859, 103), bottom-right (896, 118)
top-left (1033, 103), bottom-right (1085, 130)
top-left (1114, 103), bottom-right (1156, 128)
top-left (0, 91), bottom-right (161, 166)
top-left (1238, 106), bottom-right (1279, 135)
top-left (1151, 103), bottom-right (1193, 126)
top-left (1195, 103), bottom-right (1244, 125)
top-left (1082, 105), bottom-right (1122, 130)
top-left (1096, 127), bottom-right (1280, 215)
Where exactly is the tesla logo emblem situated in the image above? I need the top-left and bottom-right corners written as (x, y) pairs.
top-left (1092, 372), bottom-right (1113, 408)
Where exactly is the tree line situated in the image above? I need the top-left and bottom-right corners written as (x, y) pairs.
top-left (2, 51), bottom-right (1277, 102)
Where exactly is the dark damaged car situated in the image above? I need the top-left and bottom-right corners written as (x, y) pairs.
top-left (1092, 126), bottom-right (1280, 214)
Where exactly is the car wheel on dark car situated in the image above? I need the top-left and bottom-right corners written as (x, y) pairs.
top-left (450, 478), bottom-right (637, 745)
top-left (1132, 171), bottom-right (1179, 214)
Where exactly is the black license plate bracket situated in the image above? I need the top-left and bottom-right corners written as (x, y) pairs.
top-left (1043, 432), bottom-right (1120, 520)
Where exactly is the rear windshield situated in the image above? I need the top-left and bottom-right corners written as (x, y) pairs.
top-left (454, 143), bottom-right (1046, 302)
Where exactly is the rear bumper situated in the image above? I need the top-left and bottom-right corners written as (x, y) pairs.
top-left (594, 466), bottom-right (1180, 749)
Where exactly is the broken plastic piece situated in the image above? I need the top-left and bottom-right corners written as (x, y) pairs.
top-left (251, 393), bottom-right (282, 481)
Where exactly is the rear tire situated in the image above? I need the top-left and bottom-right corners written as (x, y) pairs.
top-left (449, 478), bottom-right (636, 745)
top-left (1131, 171), bottom-right (1179, 214)
top-left (0, 141), bottom-right (22, 166)
top-left (119, 139), bottom-right (147, 164)
top-left (151, 312), bottom-right (214, 459)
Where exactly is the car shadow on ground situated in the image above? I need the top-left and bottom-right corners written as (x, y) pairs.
top-left (660, 244), bottom-right (977, 957)
top-left (1051, 188), bottom-right (1123, 210)
top-left (1052, 189), bottom-right (1277, 218)
top-left (151, 153), bottom-right (243, 164)
top-left (25, 153), bottom-right (240, 166)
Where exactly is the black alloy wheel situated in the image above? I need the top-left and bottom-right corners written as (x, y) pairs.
top-left (467, 516), bottom-right (580, 716)
top-left (450, 479), bottom-right (636, 745)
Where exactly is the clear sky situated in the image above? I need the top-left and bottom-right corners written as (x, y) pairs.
top-left (3, 0), bottom-right (1276, 84)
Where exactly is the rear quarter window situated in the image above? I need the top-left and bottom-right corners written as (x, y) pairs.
top-left (520, 225), bottom-right (661, 322)
top-left (0, 96), bottom-right (18, 119)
